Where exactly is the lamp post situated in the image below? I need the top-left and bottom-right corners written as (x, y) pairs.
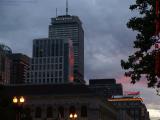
top-left (12, 96), bottom-right (25, 120)
top-left (69, 113), bottom-right (78, 120)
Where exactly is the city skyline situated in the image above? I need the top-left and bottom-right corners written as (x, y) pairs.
top-left (0, 0), bottom-right (159, 119)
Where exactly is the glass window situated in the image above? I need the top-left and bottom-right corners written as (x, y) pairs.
top-left (43, 72), bottom-right (45, 77)
top-left (55, 58), bottom-right (58, 63)
top-left (47, 72), bottom-right (49, 77)
top-left (55, 71), bottom-right (58, 77)
top-left (56, 64), bottom-right (58, 69)
top-left (51, 58), bottom-right (54, 63)
top-left (35, 59), bottom-right (38, 64)
top-left (51, 64), bottom-right (54, 69)
top-left (59, 64), bottom-right (62, 69)
top-left (59, 71), bottom-right (62, 76)
top-left (59, 78), bottom-right (62, 83)
top-left (51, 78), bottom-right (53, 82)
top-left (55, 78), bottom-right (57, 83)
top-left (39, 72), bottom-right (41, 77)
top-left (47, 58), bottom-right (50, 63)
top-left (47, 79), bottom-right (49, 83)
top-left (43, 79), bottom-right (45, 83)
top-left (35, 72), bottom-right (37, 78)
top-left (51, 72), bottom-right (54, 77)
top-left (43, 58), bottom-right (46, 64)
top-left (48, 64), bottom-right (50, 69)
top-left (43, 65), bottom-right (46, 70)
top-left (39, 58), bottom-right (42, 64)
top-left (59, 57), bottom-right (62, 62)
top-left (39, 65), bottom-right (42, 70)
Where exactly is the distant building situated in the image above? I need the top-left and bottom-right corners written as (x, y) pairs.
top-left (0, 44), bottom-right (12, 84)
top-left (26, 38), bottom-right (74, 84)
top-left (5, 84), bottom-right (118, 120)
top-left (49, 15), bottom-right (84, 83)
top-left (10, 53), bottom-right (30, 84)
top-left (89, 79), bottom-right (123, 98)
top-left (108, 96), bottom-right (150, 120)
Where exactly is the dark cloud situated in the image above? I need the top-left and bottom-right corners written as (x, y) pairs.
top-left (0, 0), bottom-right (159, 118)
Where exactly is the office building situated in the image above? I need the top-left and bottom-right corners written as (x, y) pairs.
top-left (10, 53), bottom-right (30, 84)
top-left (26, 38), bottom-right (74, 84)
top-left (0, 44), bottom-right (12, 84)
top-left (89, 79), bottom-right (123, 98)
top-left (49, 15), bottom-right (84, 83)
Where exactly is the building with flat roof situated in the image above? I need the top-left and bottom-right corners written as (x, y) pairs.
top-left (4, 84), bottom-right (118, 120)
top-left (10, 53), bottom-right (30, 84)
top-left (108, 96), bottom-right (150, 120)
top-left (89, 79), bottom-right (123, 98)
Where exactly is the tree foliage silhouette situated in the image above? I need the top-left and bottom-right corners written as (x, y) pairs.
top-left (121, 0), bottom-right (160, 88)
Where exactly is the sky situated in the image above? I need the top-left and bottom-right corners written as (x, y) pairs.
top-left (0, 0), bottom-right (159, 119)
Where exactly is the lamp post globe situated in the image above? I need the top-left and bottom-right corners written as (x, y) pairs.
top-left (13, 97), bottom-right (18, 104)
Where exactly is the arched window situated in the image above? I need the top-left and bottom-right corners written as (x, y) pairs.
top-left (35, 107), bottom-right (42, 118)
top-left (47, 106), bottom-right (53, 118)
top-left (81, 106), bottom-right (87, 117)
top-left (58, 106), bottom-right (64, 118)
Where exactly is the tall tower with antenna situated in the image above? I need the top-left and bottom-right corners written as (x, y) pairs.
top-left (48, 1), bottom-right (85, 84)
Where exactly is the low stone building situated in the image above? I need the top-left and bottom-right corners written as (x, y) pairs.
top-left (5, 84), bottom-right (118, 120)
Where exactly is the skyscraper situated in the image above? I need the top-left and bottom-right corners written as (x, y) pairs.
top-left (49, 15), bottom-right (84, 83)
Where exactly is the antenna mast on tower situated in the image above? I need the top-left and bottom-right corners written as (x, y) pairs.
top-left (56, 8), bottom-right (58, 17)
top-left (66, 0), bottom-right (68, 15)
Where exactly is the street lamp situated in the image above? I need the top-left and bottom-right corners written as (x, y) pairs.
top-left (69, 113), bottom-right (78, 119)
top-left (12, 96), bottom-right (25, 120)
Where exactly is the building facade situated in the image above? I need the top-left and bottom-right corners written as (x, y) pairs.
top-left (89, 79), bottom-right (123, 98)
top-left (10, 53), bottom-right (30, 84)
top-left (0, 44), bottom-right (12, 85)
top-left (49, 15), bottom-right (84, 83)
top-left (26, 38), bottom-right (73, 84)
top-left (6, 84), bottom-right (118, 120)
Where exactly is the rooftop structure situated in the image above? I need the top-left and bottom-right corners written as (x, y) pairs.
top-left (0, 43), bottom-right (12, 55)
top-left (89, 79), bottom-right (123, 98)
